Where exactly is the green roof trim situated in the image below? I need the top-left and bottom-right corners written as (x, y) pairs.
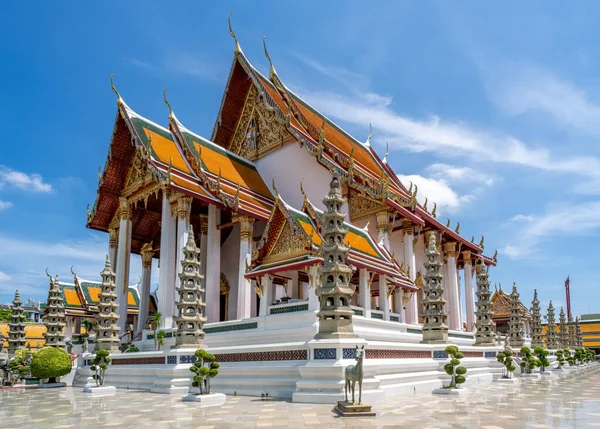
top-left (582, 314), bottom-right (600, 321)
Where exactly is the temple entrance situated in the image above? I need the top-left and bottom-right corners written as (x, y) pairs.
top-left (220, 274), bottom-right (230, 322)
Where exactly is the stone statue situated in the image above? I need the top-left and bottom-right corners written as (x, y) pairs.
top-left (344, 345), bottom-right (365, 405)
top-left (82, 336), bottom-right (89, 354)
top-left (65, 340), bottom-right (73, 354)
top-left (0, 332), bottom-right (5, 353)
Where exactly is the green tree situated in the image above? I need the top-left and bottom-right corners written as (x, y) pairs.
top-left (30, 347), bottom-right (72, 383)
top-left (564, 348), bottom-right (575, 366)
top-left (189, 349), bottom-right (220, 394)
top-left (7, 347), bottom-right (36, 381)
top-left (0, 308), bottom-right (12, 322)
top-left (123, 343), bottom-right (139, 353)
top-left (90, 349), bottom-right (111, 386)
top-left (156, 330), bottom-right (166, 351)
top-left (519, 347), bottom-right (538, 374)
top-left (574, 348), bottom-right (584, 365)
top-left (149, 311), bottom-right (162, 351)
top-left (533, 346), bottom-right (550, 372)
top-left (442, 346), bottom-right (467, 388)
top-left (496, 351), bottom-right (517, 379)
top-left (556, 349), bottom-right (566, 368)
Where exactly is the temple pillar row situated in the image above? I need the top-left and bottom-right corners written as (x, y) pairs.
top-left (259, 274), bottom-right (273, 317)
top-left (379, 275), bottom-right (390, 321)
top-left (136, 243), bottom-right (154, 334)
top-left (108, 227), bottom-right (118, 270)
top-left (444, 242), bottom-right (461, 330)
top-left (158, 190), bottom-right (177, 329)
top-left (205, 205), bottom-right (221, 323)
top-left (236, 215), bottom-right (254, 320)
top-left (463, 251), bottom-right (476, 332)
top-left (115, 197), bottom-right (132, 334)
top-left (308, 265), bottom-right (320, 311)
top-left (402, 221), bottom-right (418, 325)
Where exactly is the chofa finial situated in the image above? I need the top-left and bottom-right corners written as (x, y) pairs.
top-left (272, 175), bottom-right (279, 198)
top-left (110, 73), bottom-right (123, 106)
top-left (365, 123), bottom-right (372, 146)
top-left (228, 12), bottom-right (241, 54)
top-left (431, 202), bottom-right (437, 218)
top-left (263, 36), bottom-right (276, 78)
top-left (163, 87), bottom-right (174, 119)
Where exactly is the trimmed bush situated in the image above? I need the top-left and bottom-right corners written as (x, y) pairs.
top-left (30, 347), bottom-right (72, 383)
top-left (533, 346), bottom-right (550, 372)
top-left (443, 346), bottom-right (467, 388)
top-left (497, 351), bottom-right (517, 378)
top-left (189, 349), bottom-right (220, 394)
top-left (90, 349), bottom-right (111, 386)
top-left (519, 347), bottom-right (538, 374)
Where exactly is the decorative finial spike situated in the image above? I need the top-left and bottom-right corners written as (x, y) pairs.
top-left (365, 123), bottom-right (372, 146)
top-left (383, 142), bottom-right (389, 163)
top-left (272, 175), bottom-right (279, 198)
top-left (110, 73), bottom-right (123, 106)
top-left (479, 235), bottom-right (485, 249)
top-left (454, 222), bottom-right (460, 234)
top-left (45, 268), bottom-right (52, 280)
top-left (228, 12), bottom-right (241, 54)
top-left (423, 197), bottom-right (428, 211)
top-left (431, 202), bottom-right (437, 218)
top-left (70, 265), bottom-right (76, 277)
top-left (263, 36), bottom-right (276, 78)
top-left (300, 178), bottom-right (307, 200)
top-left (493, 249), bottom-right (498, 263)
top-left (446, 218), bottom-right (451, 228)
top-left (163, 87), bottom-right (174, 119)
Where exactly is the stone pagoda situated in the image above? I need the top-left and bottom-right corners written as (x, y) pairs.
top-left (95, 255), bottom-right (121, 353)
top-left (558, 307), bottom-right (568, 349)
top-left (545, 301), bottom-right (559, 349)
top-left (575, 317), bottom-right (583, 348)
top-left (43, 274), bottom-right (66, 348)
top-left (508, 283), bottom-right (524, 348)
top-left (568, 315), bottom-right (577, 349)
top-left (530, 289), bottom-right (544, 348)
top-left (173, 226), bottom-right (207, 348)
top-left (474, 262), bottom-right (495, 346)
top-left (315, 176), bottom-right (356, 340)
top-left (421, 233), bottom-right (449, 344)
top-left (7, 290), bottom-right (26, 355)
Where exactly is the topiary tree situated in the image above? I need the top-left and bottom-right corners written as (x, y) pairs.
top-left (574, 348), bottom-right (584, 365)
top-left (533, 346), bottom-right (550, 373)
top-left (123, 343), bottom-right (139, 353)
top-left (497, 351), bottom-right (517, 379)
top-left (442, 345), bottom-right (467, 388)
top-left (556, 349), bottom-right (566, 368)
top-left (90, 349), bottom-right (111, 387)
top-left (7, 347), bottom-right (35, 382)
top-left (564, 348), bottom-right (575, 366)
top-left (519, 347), bottom-right (538, 374)
top-left (156, 330), bottom-right (166, 351)
top-left (189, 349), bottom-right (220, 395)
top-left (30, 347), bottom-right (72, 383)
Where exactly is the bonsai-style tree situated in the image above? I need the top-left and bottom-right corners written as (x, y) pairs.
top-left (123, 343), bottom-right (140, 353)
top-left (189, 349), bottom-right (220, 395)
top-left (496, 351), bottom-right (517, 379)
top-left (442, 346), bottom-right (467, 388)
top-left (30, 347), bottom-right (72, 383)
top-left (156, 330), bottom-right (166, 351)
top-left (90, 349), bottom-right (111, 387)
top-left (533, 346), bottom-right (550, 373)
top-left (564, 349), bottom-right (575, 366)
top-left (574, 348), bottom-right (584, 365)
top-left (556, 349), bottom-right (566, 368)
top-left (149, 311), bottom-right (162, 351)
top-left (7, 347), bottom-right (35, 381)
top-left (519, 347), bottom-right (538, 374)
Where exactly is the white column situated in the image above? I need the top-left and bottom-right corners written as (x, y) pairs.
top-left (308, 265), bottom-right (320, 311)
top-left (64, 317), bottom-right (73, 341)
top-left (463, 251), bottom-right (475, 332)
top-left (108, 227), bottom-right (118, 270)
top-left (393, 289), bottom-right (405, 322)
top-left (376, 210), bottom-right (390, 250)
top-left (158, 191), bottom-right (177, 329)
top-left (290, 271), bottom-right (299, 299)
top-left (199, 214), bottom-right (208, 279)
top-left (176, 197), bottom-right (192, 278)
top-left (358, 268), bottom-right (371, 318)
top-left (205, 205), bottom-right (221, 323)
top-left (402, 221), bottom-right (418, 325)
top-left (250, 280), bottom-right (258, 317)
top-left (115, 197), bottom-right (132, 335)
top-left (379, 275), bottom-right (390, 320)
top-left (236, 215), bottom-right (254, 320)
top-left (137, 243), bottom-right (154, 334)
top-left (444, 242), bottom-right (461, 330)
top-left (259, 274), bottom-right (273, 317)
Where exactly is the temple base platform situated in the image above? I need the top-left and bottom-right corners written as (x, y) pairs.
top-left (333, 401), bottom-right (375, 417)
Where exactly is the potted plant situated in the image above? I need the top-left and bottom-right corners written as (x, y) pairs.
top-left (496, 350), bottom-right (517, 382)
top-left (30, 347), bottom-right (72, 387)
top-left (83, 348), bottom-right (116, 396)
top-left (519, 347), bottom-right (539, 377)
top-left (533, 346), bottom-right (550, 374)
top-left (432, 346), bottom-right (467, 395)
top-left (183, 349), bottom-right (225, 404)
top-left (554, 349), bottom-right (566, 370)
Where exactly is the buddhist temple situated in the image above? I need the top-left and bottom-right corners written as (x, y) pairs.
top-left (490, 285), bottom-right (532, 337)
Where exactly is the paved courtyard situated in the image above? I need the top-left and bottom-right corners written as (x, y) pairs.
top-left (1, 366), bottom-right (600, 429)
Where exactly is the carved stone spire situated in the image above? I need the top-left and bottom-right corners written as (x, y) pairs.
top-left (508, 283), bottom-right (524, 348)
top-left (174, 225), bottom-right (206, 348)
top-left (315, 175), bottom-right (357, 339)
top-left (575, 317), bottom-right (583, 348)
top-left (567, 314), bottom-right (577, 349)
top-left (421, 233), bottom-right (449, 344)
top-left (473, 262), bottom-right (495, 346)
top-left (95, 255), bottom-right (121, 353)
top-left (43, 275), bottom-right (66, 348)
top-left (545, 301), bottom-right (559, 349)
top-left (8, 290), bottom-right (26, 355)
top-left (530, 289), bottom-right (544, 348)
top-left (558, 307), bottom-right (568, 349)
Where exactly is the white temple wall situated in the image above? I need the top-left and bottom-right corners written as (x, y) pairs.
top-left (256, 142), bottom-right (345, 218)
top-left (220, 224), bottom-right (241, 320)
top-left (414, 233), bottom-right (426, 277)
top-left (389, 229), bottom-right (405, 263)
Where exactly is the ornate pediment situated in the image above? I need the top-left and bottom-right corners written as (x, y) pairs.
top-left (349, 191), bottom-right (386, 222)
top-left (229, 85), bottom-right (290, 161)
top-left (123, 149), bottom-right (155, 196)
top-left (263, 221), bottom-right (308, 264)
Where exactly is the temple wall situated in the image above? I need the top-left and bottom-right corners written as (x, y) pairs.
top-left (255, 142), bottom-right (345, 219)
top-left (220, 224), bottom-right (241, 320)
top-left (389, 229), bottom-right (406, 262)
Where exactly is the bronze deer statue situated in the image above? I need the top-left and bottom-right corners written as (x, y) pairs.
top-left (344, 345), bottom-right (365, 404)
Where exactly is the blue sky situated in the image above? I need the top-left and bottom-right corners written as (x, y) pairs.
top-left (0, 1), bottom-right (598, 317)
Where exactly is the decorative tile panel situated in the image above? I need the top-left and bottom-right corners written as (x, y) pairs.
top-left (314, 348), bottom-right (337, 360)
top-left (448, 332), bottom-right (475, 339)
top-left (352, 308), bottom-right (364, 316)
top-left (407, 328), bottom-right (423, 334)
top-left (462, 351), bottom-right (484, 358)
top-left (112, 357), bottom-right (166, 365)
top-left (204, 322), bottom-right (258, 334)
top-left (366, 349), bottom-right (431, 359)
top-left (180, 355), bottom-right (197, 364)
top-left (215, 349), bottom-right (307, 363)
top-left (433, 350), bottom-right (448, 359)
top-left (343, 348), bottom-right (356, 359)
top-left (484, 351), bottom-right (498, 358)
top-left (166, 355), bottom-right (177, 365)
top-left (390, 316), bottom-right (399, 322)
top-left (270, 304), bottom-right (309, 314)
top-left (370, 313), bottom-right (384, 320)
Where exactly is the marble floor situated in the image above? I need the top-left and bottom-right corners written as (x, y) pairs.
top-left (1, 365), bottom-right (600, 429)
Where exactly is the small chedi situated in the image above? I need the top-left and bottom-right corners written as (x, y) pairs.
top-left (474, 262), bottom-right (495, 346)
top-left (421, 233), bottom-right (449, 344)
top-left (95, 255), bottom-right (120, 353)
top-left (545, 301), bottom-right (558, 349)
top-left (530, 290), bottom-right (543, 348)
top-left (558, 308), bottom-right (568, 349)
top-left (7, 290), bottom-right (26, 356)
top-left (496, 351), bottom-right (517, 380)
top-left (508, 284), bottom-right (524, 348)
top-left (174, 226), bottom-right (206, 349)
top-left (315, 176), bottom-right (356, 340)
top-left (575, 317), bottom-right (583, 348)
top-left (568, 315), bottom-right (577, 349)
top-left (43, 271), bottom-right (66, 348)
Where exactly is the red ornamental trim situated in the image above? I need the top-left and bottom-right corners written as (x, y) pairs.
top-left (215, 350), bottom-right (308, 362)
top-left (461, 351), bottom-right (484, 358)
top-left (111, 357), bottom-right (165, 365)
top-left (365, 349), bottom-right (431, 359)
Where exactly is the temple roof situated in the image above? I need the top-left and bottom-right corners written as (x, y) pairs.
top-left (490, 287), bottom-right (531, 320)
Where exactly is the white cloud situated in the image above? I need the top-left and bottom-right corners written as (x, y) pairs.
top-left (509, 214), bottom-right (536, 223)
top-left (0, 200), bottom-right (12, 211)
top-left (0, 271), bottom-right (10, 282)
top-left (397, 173), bottom-right (473, 213)
top-left (425, 163), bottom-right (495, 186)
top-left (0, 165), bottom-right (52, 192)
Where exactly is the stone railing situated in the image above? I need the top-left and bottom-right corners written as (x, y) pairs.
top-left (351, 305), bottom-right (364, 316)
top-left (370, 310), bottom-right (384, 320)
top-left (268, 301), bottom-right (310, 315)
